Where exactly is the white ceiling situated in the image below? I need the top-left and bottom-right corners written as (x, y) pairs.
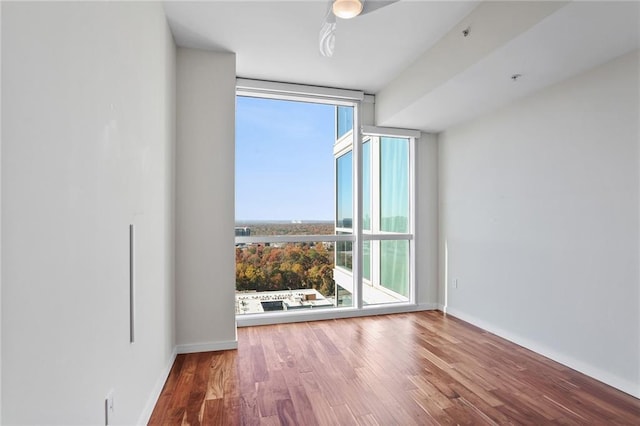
top-left (376, 0), bottom-right (640, 131)
top-left (163, 0), bottom-right (479, 92)
top-left (164, 0), bottom-right (640, 132)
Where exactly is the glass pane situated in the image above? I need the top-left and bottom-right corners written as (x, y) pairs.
top-left (380, 240), bottom-right (409, 298)
top-left (336, 151), bottom-right (353, 229)
top-left (363, 240), bottom-right (371, 281)
top-left (236, 96), bottom-right (335, 229)
top-left (336, 285), bottom-right (353, 308)
top-left (335, 233), bottom-right (352, 271)
top-left (236, 241), bottom-right (350, 314)
top-left (362, 141), bottom-right (371, 231)
top-left (380, 137), bottom-right (409, 233)
top-left (337, 106), bottom-right (353, 139)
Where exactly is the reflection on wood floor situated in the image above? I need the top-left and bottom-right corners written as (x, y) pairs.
top-left (149, 311), bottom-right (640, 425)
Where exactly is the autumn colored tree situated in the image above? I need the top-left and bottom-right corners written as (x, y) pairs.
top-left (235, 236), bottom-right (336, 296)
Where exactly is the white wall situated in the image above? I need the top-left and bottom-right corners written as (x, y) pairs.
top-left (175, 48), bottom-right (237, 352)
top-left (0, 3), bottom-right (3, 420)
top-left (439, 50), bottom-right (639, 397)
top-left (415, 133), bottom-right (439, 307)
top-left (1, 2), bottom-right (176, 424)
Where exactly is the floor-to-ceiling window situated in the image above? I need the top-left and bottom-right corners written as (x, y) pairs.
top-left (235, 80), bottom-right (416, 321)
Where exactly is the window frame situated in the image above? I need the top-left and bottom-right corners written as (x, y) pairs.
top-left (334, 127), bottom-right (418, 307)
top-left (235, 79), bottom-right (421, 326)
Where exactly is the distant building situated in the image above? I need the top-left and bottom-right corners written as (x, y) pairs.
top-left (235, 226), bottom-right (251, 237)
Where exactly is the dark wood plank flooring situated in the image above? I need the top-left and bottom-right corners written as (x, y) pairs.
top-left (149, 311), bottom-right (640, 425)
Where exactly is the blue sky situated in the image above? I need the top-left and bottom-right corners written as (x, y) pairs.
top-left (235, 96), bottom-right (336, 221)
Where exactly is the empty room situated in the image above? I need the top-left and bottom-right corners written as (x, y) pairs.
top-left (1, 0), bottom-right (639, 424)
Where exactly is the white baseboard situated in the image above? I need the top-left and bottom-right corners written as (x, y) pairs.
top-left (443, 307), bottom-right (640, 399)
top-left (137, 347), bottom-right (178, 426)
top-left (176, 340), bottom-right (238, 354)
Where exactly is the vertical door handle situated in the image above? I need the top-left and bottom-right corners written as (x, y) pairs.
top-left (129, 224), bottom-right (135, 343)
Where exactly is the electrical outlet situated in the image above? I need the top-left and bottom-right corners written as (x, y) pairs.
top-left (105, 391), bottom-right (115, 425)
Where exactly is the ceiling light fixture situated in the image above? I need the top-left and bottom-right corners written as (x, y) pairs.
top-left (332, 0), bottom-right (363, 19)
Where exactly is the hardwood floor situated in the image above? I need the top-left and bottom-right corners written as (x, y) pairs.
top-left (149, 311), bottom-right (640, 425)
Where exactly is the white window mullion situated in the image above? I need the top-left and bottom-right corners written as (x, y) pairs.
top-left (409, 136), bottom-right (417, 304)
top-left (371, 137), bottom-right (381, 289)
top-left (353, 103), bottom-right (363, 309)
